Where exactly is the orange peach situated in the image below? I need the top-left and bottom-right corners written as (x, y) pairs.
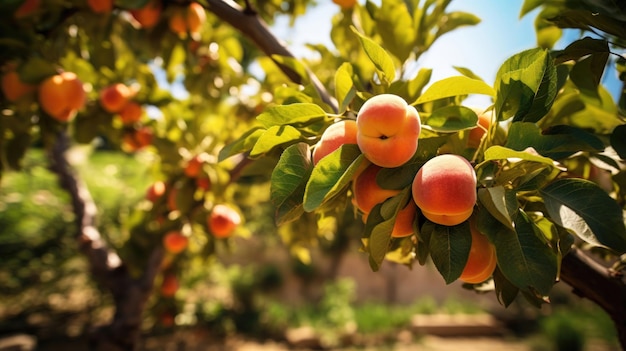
top-left (38, 72), bottom-right (86, 122)
top-left (163, 231), bottom-right (188, 254)
top-left (100, 83), bottom-right (131, 113)
top-left (356, 94), bottom-right (421, 168)
top-left (332, 0), bottom-right (357, 9)
top-left (312, 120), bottom-right (358, 165)
top-left (146, 181), bottom-right (166, 202)
top-left (391, 201), bottom-right (417, 238)
top-left (412, 154), bottom-right (476, 226)
top-left (467, 110), bottom-right (492, 149)
top-left (87, 0), bottom-right (113, 13)
top-left (353, 164), bottom-right (400, 215)
top-left (168, 2), bottom-right (206, 38)
top-left (1, 70), bottom-right (36, 102)
top-left (119, 101), bottom-right (142, 124)
top-left (14, 0), bottom-right (40, 18)
top-left (160, 274), bottom-right (179, 297)
top-left (130, 0), bottom-right (161, 29)
top-left (184, 154), bottom-right (205, 178)
top-left (459, 220), bottom-right (497, 284)
top-left (122, 126), bottom-right (153, 152)
top-left (208, 204), bottom-right (241, 238)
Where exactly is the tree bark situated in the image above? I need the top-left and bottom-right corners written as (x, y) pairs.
top-left (559, 247), bottom-right (626, 350)
top-left (48, 132), bottom-right (164, 351)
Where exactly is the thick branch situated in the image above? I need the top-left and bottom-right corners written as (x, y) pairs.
top-left (560, 246), bottom-right (626, 349)
top-left (205, 0), bottom-right (338, 113)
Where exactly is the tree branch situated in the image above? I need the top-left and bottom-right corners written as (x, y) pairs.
top-left (560, 246), bottom-right (626, 349)
top-left (205, 0), bottom-right (338, 113)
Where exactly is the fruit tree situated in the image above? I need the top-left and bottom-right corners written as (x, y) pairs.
top-left (1, 0), bottom-right (626, 350)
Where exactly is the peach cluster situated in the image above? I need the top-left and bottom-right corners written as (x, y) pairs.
top-left (169, 2), bottom-right (206, 39)
top-left (311, 93), bottom-right (491, 281)
top-left (99, 83), bottom-right (143, 125)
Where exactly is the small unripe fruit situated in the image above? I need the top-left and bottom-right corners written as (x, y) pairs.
top-left (38, 72), bottom-right (86, 122)
top-left (357, 94), bottom-right (421, 168)
top-left (412, 154), bottom-right (476, 226)
top-left (312, 120), bottom-right (358, 165)
top-left (160, 274), bottom-right (179, 297)
top-left (168, 2), bottom-right (206, 38)
top-left (208, 204), bottom-right (241, 238)
top-left (467, 110), bottom-right (492, 149)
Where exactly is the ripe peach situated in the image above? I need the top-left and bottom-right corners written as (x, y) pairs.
top-left (160, 274), bottom-right (179, 297)
top-left (14, 0), bottom-right (40, 18)
top-left (1, 70), bottom-right (36, 102)
top-left (119, 101), bottom-right (142, 124)
top-left (38, 72), bottom-right (86, 122)
top-left (122, 126), bottom-right (153, 152)
top-left (87, 0), bottom-right (113, 13)
top-left (168, 2), bottom-right (206, 38)
top-left (100, 83), bottom-right (131, 113)
top-left (163, 231), bottom-right (188, 254)
top-left (332, 0), bottom-right (357, 9)
top-left (353, 164), bottom-right (400, 215)
top-left (467, 110), bottom-right (492, 149)
top-left (208, 204), bottom-right (241, 238)
top-left (459, 220), bottom-right (497, 284)
top-left (146, 181), bottom-right (166, 202)
top-left (184, 154), bottom-right (205, 178)
top-left (312, 120), bottom-right (358, 165)
top-left (412, 154), bottom-right (476, 226)
top-left (130, 0), bottom-right (161, 29)
top-left (356, 94), bottom-right (421, 168)
top-left (391, 201), bottom-right (417, 238)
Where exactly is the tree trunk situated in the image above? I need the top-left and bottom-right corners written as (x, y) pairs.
top-left (48, 132), bottom-right (163, 351)
top-left (559, 247), bottom-right (626, 350)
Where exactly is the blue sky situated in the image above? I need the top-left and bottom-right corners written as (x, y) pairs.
top-left (271, 0), bottom-right (622, 106)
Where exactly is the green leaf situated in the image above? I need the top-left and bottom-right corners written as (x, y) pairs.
top-left (256, 103), bottom-right (328, 129)
top-left (610, 125), bottom-right (626, 160)
top-left (519, 0), bottom-right (544, 18)
top-left (549, 10), bottom-right (626, 39)
top-left (270, 143), bottom-right (313, 225)
top-left (435, 11), bottom-right (481, 38)
top-left (366, 206), bottom-right (394, 272)
top-left (218, 127), bottom-right (265, 161)
top-left (351, 27), bottom-right (396, 83)
top-left (453, 66), bottom-right (484, 81)
top-left (416, 76), bottom-right (495, 104)
top-left (570, 54), bottom-right (608, 100)
top-left (554, 37), bottom-right (610, 65)
top-left (424, 105), bottom-right (478, 132)
top-left (271, 55), bottom-right (310, 84)
top-left (18, 57), bottom-right (58, 84)
top-left (493, 210), bottom-right (558, 296)
top-left (492, 266), bottom-right (519, 307)
top-left (483, 145), bottom-right (555, 166)
top-left (368, 0), bottom-right (415, 62)
top-left (406, 68), bottom-right (432, 101)
top-left (477, 186), bottom-right (517, 231)
top-left (335, 62), bottom-right (356, 112)
top-left (540, 178), bottom-right (626, 254)
top-left (506, 122), bottom-right (604, 160)
top-left (303, 144), bottom-right (364, 212)
top-left (250, 125), bottom-right (303, 157)
top-left (495, 48), bottom-right (558, 123)
top-left (427, 221), bottom-right (472, 284)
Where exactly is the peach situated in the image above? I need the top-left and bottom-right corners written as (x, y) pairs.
top-left (130, 0), bottom-right (161, 29)
top-left (312, 120), bottom-right (358, 165)
top-left (412, 154), bottom-right (476, 226)
top-left (160, 274), bottom-right (179, 297)
top-left (391, 201), bottom-right (417, 238)
top-left (87, 0), bottom-right (113, 13)
top-left (1, 70), bottom-right (36, 102)
top-left (184, 154), bottom-right (205, 178)
top-left (100, 83), bottom-right (131, 113)
top-left (332, 0), bottom-right (357, 9)
top-left (146, 181), bottom-right (166, 202)
top-left (163, 231), bottom-right (188, 254)
top-left (353, 164), bottom-right (400, 215)
top-left (14, 0), bottom-right (40, 18)
top-left (356, 94), bottom-right (421, 168)
top-left (38, 72), bottom-right (86, 122)
top-left (119, 101), bottom-right (143, 124)
top-left (122, 126), bottom-right (153, 152)
top-left (168, 2), bottom-right (206, 38)
top-left (208, 204), bottom-right (241, 238)
top-left (459, 220), bottom-right (497, 284)
top-left (467, 110), bottom-right (492, 149)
